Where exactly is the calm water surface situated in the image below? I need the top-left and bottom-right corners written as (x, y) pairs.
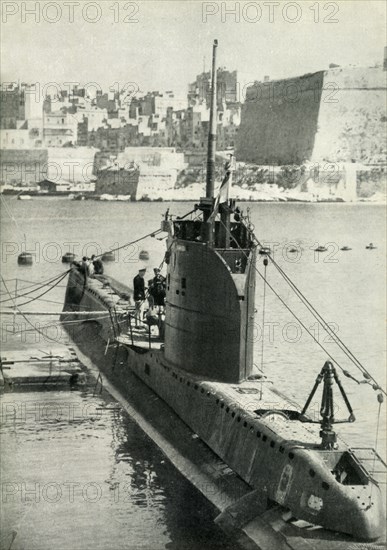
top-left (1, 198), bottom-right (386, 548)
top-left (1, 387), bottom-right (238, 550)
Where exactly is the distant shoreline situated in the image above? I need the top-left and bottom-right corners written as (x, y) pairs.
top-left (2, 192), bottom-right (385, 206)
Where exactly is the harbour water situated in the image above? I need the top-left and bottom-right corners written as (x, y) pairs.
top-left (1, 198), bottom-right (386, 548)
top-left (0, 386), bottom-right (240, 550)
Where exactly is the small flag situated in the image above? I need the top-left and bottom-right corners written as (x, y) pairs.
top-left (208, 154), bottom-right (236, 224)
top-left (215, 154), bottom-right (235, 210)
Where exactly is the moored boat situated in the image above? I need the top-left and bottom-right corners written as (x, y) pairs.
top-left (139, 250), bottom-right (150, 261)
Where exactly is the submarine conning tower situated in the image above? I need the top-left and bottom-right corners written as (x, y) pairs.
top-left (162, 216), bottom-right (257, 384)
top-left (163, 39), bottom-right (257, 384)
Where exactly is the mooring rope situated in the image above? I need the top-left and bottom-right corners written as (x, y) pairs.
top-left (93, 228), bottom-right (163, 259)
top-left (5, 271), bottom-right (70, 308)
top-left (238, 208), bottom-right (385, 394)
top-left (218, 215), bottom-right (386, 397)
top-left (1, 194), bottom-right (27, 243)
top-left (265, 252), bottom-right (385, 394)
top-left (0, 271), bottom-right (71, 304)
top-left (260, 258), bottom-right (268, 400)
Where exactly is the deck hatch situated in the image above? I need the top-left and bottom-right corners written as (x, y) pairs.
top-left (234, 387), bottom-right (259, 394)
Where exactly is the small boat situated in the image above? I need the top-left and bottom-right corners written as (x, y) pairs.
top-left (62, 252), bottom-right (76, 263)
top-left (258, 246), bottom-right (271, 255)
top-left (17, 252), bottom-right (33, 265)
top-left (17, 195), bottom-right (32, 201)
top-left (366, 243), bottom-right (377, 250)
top-left (139, 250), bottom-right (150, 261)
top-left (99, 194), bottom-right (131, 202)
top-left (116, 195), bottom-right (131, 202)
top-left (315, 245), bottom-right (327, 252)
top-left (101, 251), bottom-right (115, 262)
top-left (340, 246), bottom-right (352, 251)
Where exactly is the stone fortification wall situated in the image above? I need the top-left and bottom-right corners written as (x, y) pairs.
top-left (236, 71), bottom-right (325, 165)
top-left (1, 147), bottom-right (99, 188)
top-left (119, 147), bottom-right (187, 170)
top-left (1, 149), bottom-right (48, 186)
top-left (236, 66), bottom-right (386, 167)
top-left (311, 66), bottom-right (386, 164)
top-left (95, 167), bottom-right (139, 197)
top-left (45, 147), bottom-right (99, 183)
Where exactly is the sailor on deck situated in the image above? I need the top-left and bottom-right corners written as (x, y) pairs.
top-left (91, 255), bottom-right (104, 275)
top-left (133, 268), bottom-right (147, 328)
top-left (149, 268), bottom-right (166, 314)
top-left (79, 256), bottom-right (90, 283)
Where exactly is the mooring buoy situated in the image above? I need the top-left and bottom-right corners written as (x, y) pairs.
top-left (139, 250), bottom-right (150, 261)
top-left (17, 252), bottom-right (33, 265)
top-left (62, 252), bottom-right (76, 263)
top-left (102, 251), bottom-right (115, 262)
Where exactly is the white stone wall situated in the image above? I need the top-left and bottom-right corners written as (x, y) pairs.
top-left (312, 66), bottom-right (386, 165)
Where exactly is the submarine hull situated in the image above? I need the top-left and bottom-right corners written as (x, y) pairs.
top-left (61, 267), bottom-right (385, 542)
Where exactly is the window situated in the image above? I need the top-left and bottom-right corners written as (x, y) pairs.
top-left (181, 277), bottom-right (186, 289)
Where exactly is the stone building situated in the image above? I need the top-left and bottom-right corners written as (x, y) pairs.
top-left (42, 111), bottom-right (78, 147)
top-left (188, 68), bottom-right (238, 106)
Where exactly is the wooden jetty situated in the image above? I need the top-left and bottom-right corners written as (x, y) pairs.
top-left (0, 346), bottom-right (86, 389)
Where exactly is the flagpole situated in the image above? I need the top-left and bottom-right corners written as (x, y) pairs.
top-left (201, 39), bottom-right (218, 245)
top-left (205, 39), bottom-right (218, 203)
top-left (217, 153), bottom-right (233, 247)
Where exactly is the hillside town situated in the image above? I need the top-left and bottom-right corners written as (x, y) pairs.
top-left (1, 51), bottom-right (386, 202)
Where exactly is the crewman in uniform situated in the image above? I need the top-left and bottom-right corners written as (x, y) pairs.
top-left (79, 256), bottom-right (89, 283)
top-left (133, 267), bottom-right (147, 327)
top-left (149, 268), bottom-right (166, 314)
top-left (91, 254), bottom-right (104, 275)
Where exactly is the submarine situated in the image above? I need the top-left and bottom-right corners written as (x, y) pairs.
top-left (62, 41), bottom-right (386, 545)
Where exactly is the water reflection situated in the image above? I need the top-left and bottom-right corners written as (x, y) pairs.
top-left (1, 380), bottom-right (240, 550)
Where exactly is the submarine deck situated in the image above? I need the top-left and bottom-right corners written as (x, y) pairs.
top-left (71, 334), bottom-right (386, 550)
top-left (117, 329), bottom-right (387, 486)
top-left (116, 332), bottom-right (324, 449)
top-left (118, 328), bottom-right (164, 350)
